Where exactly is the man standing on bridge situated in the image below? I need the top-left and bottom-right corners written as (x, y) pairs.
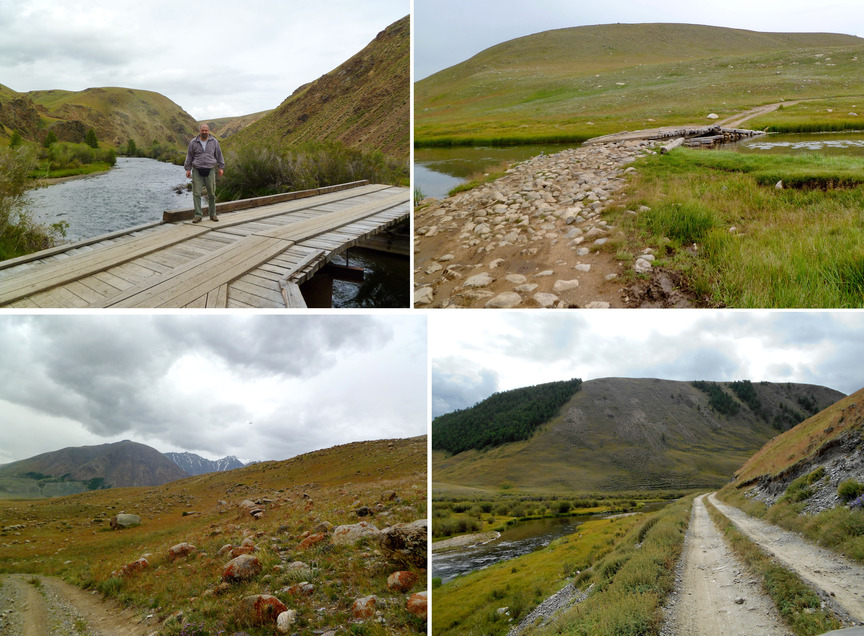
top-left (184, 123), bottom-right (225, 223)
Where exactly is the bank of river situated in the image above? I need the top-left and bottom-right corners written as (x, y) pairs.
top-left (433, 502), bottom-right (669, 583)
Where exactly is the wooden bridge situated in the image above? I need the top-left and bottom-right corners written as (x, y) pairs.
top-left (0, 181), bottom-right (409, 308)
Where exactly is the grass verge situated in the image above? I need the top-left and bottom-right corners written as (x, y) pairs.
top-left (542, 495), bottom-right (693, 635)
top-left (703, 497), bottom-right (843, 635)
top-left (432, 513), bottom-right (644, 635)
top-left (623, 148), bottom-right (864, 307)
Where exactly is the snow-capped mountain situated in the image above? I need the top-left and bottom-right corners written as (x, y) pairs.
top-left (164, 452), bottom-right (245, 476)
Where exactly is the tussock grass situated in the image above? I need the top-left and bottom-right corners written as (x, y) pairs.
top-left (544, 496), bottom-right (692, 635)
top-left (625, 148), bottom-right (864, 307)
top-left (704, 497), bottom-right (842, 635)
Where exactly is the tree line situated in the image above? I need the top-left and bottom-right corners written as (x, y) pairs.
top-left (432, 378), bottom-right (583, 455)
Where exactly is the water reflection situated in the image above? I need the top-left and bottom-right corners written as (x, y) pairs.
top-left (723, 131), bottom-right (864, 155)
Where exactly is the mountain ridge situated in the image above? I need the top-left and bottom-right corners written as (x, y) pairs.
top-left (433, 377), bottom-right (845, 493)
top-left (164, 451), bottom-right (246, 476)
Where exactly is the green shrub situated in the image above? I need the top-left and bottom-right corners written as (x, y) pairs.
top-left (838, 479), bottom-right (864, 503)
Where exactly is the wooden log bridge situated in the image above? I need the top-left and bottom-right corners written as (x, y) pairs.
top-left (586, 125), bottom-right (764, 147)
top-left (0, 181), bottom-right (409, 308)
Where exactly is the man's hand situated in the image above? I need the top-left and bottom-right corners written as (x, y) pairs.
top-left (185, 170), bottom-right (191, 178)
top-left (218, 169), bottom-right (224, 177)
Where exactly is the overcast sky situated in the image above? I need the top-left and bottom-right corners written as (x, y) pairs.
top-left (416, 0), bottom-right (864, 79)
top-left (0, 314), bottom-right (427, 466)
top-left (0, 0), bottom-right (408, 119)
top-left (430, 311), bottom-right (864, 417)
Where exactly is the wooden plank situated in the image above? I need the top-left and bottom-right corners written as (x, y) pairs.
top-left (64, 280), bottom-right (106, 304)
top-left (226, 284), bottom-right (283, 308)
top-left (205, 284), bottom-right (229, 308)
top-left (281, 281), bottom-right (307, 308)
top-left (185, 295), bottom-right (208, 308)
top-left (0, 223), bottom-right (210, 305)
top-left (101, 235), bottom-right (293, 308)
top-left (231, 278), bottom-right (285, 306)
top-left (73, 275), bottom-right (123, 297)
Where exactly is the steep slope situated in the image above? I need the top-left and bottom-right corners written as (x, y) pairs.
top-left (0, 440), bottom-right (188, 495)
top-left (225, 15), bottom-right (409, 159)
top-left (204, 109), bottom-right (272, 139)
top-left (415, 23), bottom-right (864, 144)
top-left (164, 451), bottom-right (245, 476)
top-left (433, 377), bottom-right (844, 492)
top-left (725, 385), bottom-right (864, 509)
top-left (26, 87), bottom-right (198, 147)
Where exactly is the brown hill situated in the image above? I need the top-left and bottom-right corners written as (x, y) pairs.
top-left (0, 440), bottom-right (187, 492)
top-left (433, 377), bottom-right (845, 493)
top-left (204, 109), bottom-right (272, 139)
top-left (225, 15), bottom-right (409, 159)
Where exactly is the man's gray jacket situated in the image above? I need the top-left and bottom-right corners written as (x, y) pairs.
top-left (184, 135), bottom-right (225, 171)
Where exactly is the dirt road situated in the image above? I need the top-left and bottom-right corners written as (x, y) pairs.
top-left (0, 574), bottom-right (150, 635)
top-left (710, 493), bottom-right (864, 623)
top-left (664, 494), bottom-right (790, 635)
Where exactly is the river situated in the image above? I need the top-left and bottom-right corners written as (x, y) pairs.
top-left (415, 131), bottom-right (864, 199)
top-left (25, 157), bottom-right (191, 243)
top-left (23, 158), bottom-right (408, 307)
top-left (433, 502), bottom-right (670, 584)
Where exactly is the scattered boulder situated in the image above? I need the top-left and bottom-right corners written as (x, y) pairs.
top-left (167, 542), bottom-right (196, 560)
top-left (237, 594), bottom-right (287, 625)
top-left (379, 519), bottom-right (427, 567)
top-left (109, 514), bottom-right (141, 530)
top-left (313, 521), bottom-right (333, 534)
top-left (355, 506), bottom-right (373, 517)
top-left (407, 591), bottom-right (428, 620)
top-left (222, 554), bottom-right (262, 582)
top-left (298, 532), bottom-right (326, 549)
top-left (217, 544), bottom-right (233, 557)
top-left (230, 545), bottom-right (255, 557)
top-left (351, 595), bottom-right (377, 619)
top-left (286, 582), bottom-right (314, 597)
top-left (332, 521), bottom-right (380, 545)
top-left (113, 557), bottom-right (148, 578)
top-left (381, 490), bottom-right (397, 501)
top-left (276, 609), bottom-right (297, 634)
top-left (387, 570), bottom-right (418, 593)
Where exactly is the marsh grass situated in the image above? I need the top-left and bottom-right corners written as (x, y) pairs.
top-left (624, 148), bottom-right (864, 307)
top-left (447, 162), bottom-right (511, 196)
top-left (704, 497), bottom-right (842, 635)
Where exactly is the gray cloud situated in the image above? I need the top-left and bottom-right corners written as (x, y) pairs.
top-left (0, 314), bottom-right (423, 463)
top-left (432, 356), bottom-right (499, 417)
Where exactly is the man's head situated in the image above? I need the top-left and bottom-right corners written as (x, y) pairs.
top-left (198, 124), bottom-right (210, 139)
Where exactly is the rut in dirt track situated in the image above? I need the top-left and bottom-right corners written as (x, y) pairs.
top-left (0, 573), bottom-right (150, 635)
top-left (663, 494), bottom-right (789, 636)
top-left (710, 493), bottom-right (864, 623)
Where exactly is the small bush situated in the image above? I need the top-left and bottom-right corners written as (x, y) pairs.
top-left (839, 480), bottom-right (864, 503)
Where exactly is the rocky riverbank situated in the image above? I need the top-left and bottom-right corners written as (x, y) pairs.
top-left (414, 140), bottom-right (693, 308)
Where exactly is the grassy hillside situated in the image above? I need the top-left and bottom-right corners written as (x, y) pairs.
top-left (0, 435), bottom-right (427, 634)
top-left (415, 23), bottom-right (864, 145)
top-left (226, 15), bottom-right (409, 160)
top-left (433, 377), bottom-right (844, 493)
top-left (27, 86), bottom-right (198, 148)
top-left (205, 110), bottom-right (273, 139)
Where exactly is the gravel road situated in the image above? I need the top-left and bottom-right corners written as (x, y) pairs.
top-left (664, 494), bottom-right (790, 636)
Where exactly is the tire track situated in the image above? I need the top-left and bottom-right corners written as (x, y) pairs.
top-left (710, 493), bottom-right (864, 623)
top-left (664, 494), bottom-right (790, 635)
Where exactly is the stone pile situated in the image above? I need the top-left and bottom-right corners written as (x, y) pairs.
top-left (414, 140), bottom-right (658, 308)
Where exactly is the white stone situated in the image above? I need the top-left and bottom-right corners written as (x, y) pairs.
top-left (414, 287), bottom-right (434, 306)
top-left (438, 254), bottom-right (455, 262)
top-left (552, 279), bottom-right (580, 293)
top-left (488, 258), bottom-right (506, 269)
top-left (574, 264), bottom-right (591, 272)
top-left (425, 262), bottom-right (443, 274)
top-left (533, 293), bottom-right (559, 308)
top-left (514, 283), bottom-right (539, 293)
top-left (277, 610), bottom-right (297, 633)
top-left (534, 270), bottom-right (554, 278)
top-left (706, 113), bottom-right (719, 119)
top-left (634, 258), bottom-right (653, 274)
top-left (464, 273), bottom-right (494, 288)
top-left (485, 292), bottom-right (522, 309)
top-left (505, 274), bottom-right (528, 284)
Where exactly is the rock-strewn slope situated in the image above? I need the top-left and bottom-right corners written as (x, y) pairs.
top-left (413, 140), bottom-right (676, 308)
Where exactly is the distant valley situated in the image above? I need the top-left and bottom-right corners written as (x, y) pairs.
top-left (433, 377), bottom-right (845, 493)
